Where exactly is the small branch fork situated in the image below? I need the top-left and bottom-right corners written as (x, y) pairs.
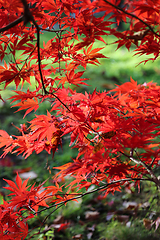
top-left (120, 150), bottom-right (160, 188)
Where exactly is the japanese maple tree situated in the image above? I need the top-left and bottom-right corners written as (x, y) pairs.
top-left (1, 0), bottom-right (160, 238)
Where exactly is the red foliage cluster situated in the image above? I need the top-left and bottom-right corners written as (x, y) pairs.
top-left (1, 0), bottom-right (160, 238)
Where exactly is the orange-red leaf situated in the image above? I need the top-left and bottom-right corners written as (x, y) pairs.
top-left (12, 98), bottom-right (39, 118)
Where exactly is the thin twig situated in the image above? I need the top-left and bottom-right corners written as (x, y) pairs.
top-left (36, 177), bottom-right (153, 215)
top-left (103, 0), bottom-right (160, 38)
top-left (149, 157), bottom-right (156, 168)
top-left (120, 150), bottom-right (160, 187)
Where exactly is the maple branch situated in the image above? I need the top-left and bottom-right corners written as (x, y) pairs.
top-left (120, 151), bottom-right (160, 188)
top-left (0, 16), bottom-right (24, 33)
top-left (134, 150), bottom-right (160, 186)
top-left (21, 0), bottom-right (33, 24)
top-left (103, 0), bottom-right (160, 38)
top-left (20, 0), bottom-right (48, 95)
top-left (149, 156), bottom-right (156, 168)
top-left (33, 176), bottom-right (155, 232)
top-left (36, 177), bottom-right (152, 217)
top-left (0, 0), bottom-right (47, 95)
top-left (0, 0), bottom-right (33, 33)
top-left (21, 1), bottom-right (71, 102)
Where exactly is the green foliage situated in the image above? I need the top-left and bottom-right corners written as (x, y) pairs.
top-left (97, 221), bottom-right (159, 240)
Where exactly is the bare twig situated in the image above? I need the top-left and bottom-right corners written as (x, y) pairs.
top-left (149, 157), bottom-right (156, 168)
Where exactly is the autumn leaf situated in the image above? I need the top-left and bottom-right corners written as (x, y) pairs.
top-left (83, 43), bottom-right (108, 64)
top-left (0, 130), bottom-right (13, 149)
top-left (4, 173), bottom-right (49, 212)
top-left (12, 98), bottom-right (39, 118)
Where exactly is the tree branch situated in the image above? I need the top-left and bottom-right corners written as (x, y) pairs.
top-left (120, 150), bottom-right (160, 188)
top-left (0, 16), bottom-right (24, 33)
top-left (103, 0), bottom-right (160, 38)
top-left (36, 177), bottom-right (153, 216)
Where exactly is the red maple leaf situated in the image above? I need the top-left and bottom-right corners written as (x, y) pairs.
top-left (12, 97), bottom-right (39, 118)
